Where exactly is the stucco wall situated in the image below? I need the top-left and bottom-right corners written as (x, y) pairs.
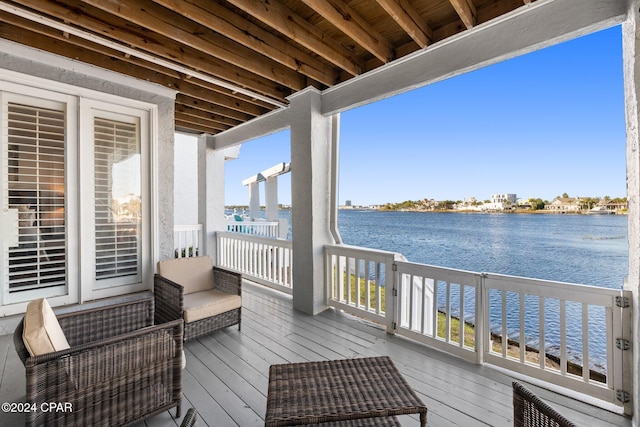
top-left (174, 134), bottom-right (199, 225)
top-left (623, 2), bottom-right (640, 420)
top-left (0, 44), bottom-right (176, 261)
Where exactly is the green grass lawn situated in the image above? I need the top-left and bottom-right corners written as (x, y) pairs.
top-left (335, 272), bottom-right (474, 348)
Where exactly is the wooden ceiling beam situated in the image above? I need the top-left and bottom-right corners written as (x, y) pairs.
top-left (175, 119), bottom-right (222, 135)
top-left (151, 0), bottom-right (338, 87)
top-left (0, 9), bottom-right (275, 116)
top-left (176, 94), bottom-right (258, 124)
top-left (375, 0), bottom-right (433, 48)
top-left (175, 75), bottom-right (275, 112)
top-left (175, 104), bottom-right (242, 129)
top-left (10, 0), bottom-right (290, 101)
top-left (299, 0), bottom-right (394, 63)
top-left (449, 0), bottom-right (477, 29)
top-left (80, 0), bottom-right (306, 91)
top-left (175, 111), bottom-right (231, 132)
top-left (226, 0), bottom-right (363, 76)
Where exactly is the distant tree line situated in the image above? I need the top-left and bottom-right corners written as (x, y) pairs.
top-left (380, 193), bottom-right (628, 212)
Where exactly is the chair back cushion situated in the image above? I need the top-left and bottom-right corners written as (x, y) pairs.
top-left (22, 298), bottom-right (70, 357)
top-left (157, 256), bottom-right (215, 294)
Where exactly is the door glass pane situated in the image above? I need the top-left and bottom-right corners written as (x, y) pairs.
top-left (7, 103), bottom-right (66, 294)
top-left (94, 117), bottom-right (141, 286)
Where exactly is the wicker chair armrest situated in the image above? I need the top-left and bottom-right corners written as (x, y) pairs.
top-left (154, 273), bottom-right (185, 324)
top-left (56, 296), bottom-right (154, 346)
top-left (213, 266), bottom-right (242, 296)
top-left (180, 407), bottom-right (198, 427)
top-left (512, 382), bottom-right (577, 427)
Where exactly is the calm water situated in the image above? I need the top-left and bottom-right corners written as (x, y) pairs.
top-left (337, 210), bottom-right (628, 289)
top-left (334, 210), bottom-right (628, 369)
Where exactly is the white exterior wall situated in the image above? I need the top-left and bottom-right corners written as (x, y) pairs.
top-left (174, 134), bottom-right (199, 225)
top-left (623, 2), bottom-right (640, 420)
top-left (198, 138), bottom-right (240, 261)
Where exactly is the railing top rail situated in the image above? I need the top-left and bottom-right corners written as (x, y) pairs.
top-left (395, 259), bottom-right (479, 277)
top-left (484, 272), bottom-right (623, 300)
top-left (217, 230), bottom-right (292, 246)
top-left (327, 244), bottom-right (623, 305)
top-left (226, 220), bottom-right (280, 225)
top-left (325, 243), bottom-right (400, 261)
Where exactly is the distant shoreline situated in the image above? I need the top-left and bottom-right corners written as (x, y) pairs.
top-left (342, 207), bottom-right (628, 215)
top-left (226, 206), bottom-right (628, 215)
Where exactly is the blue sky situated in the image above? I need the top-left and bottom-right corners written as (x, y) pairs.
top-left (221, 25), bottom-right (625, 207)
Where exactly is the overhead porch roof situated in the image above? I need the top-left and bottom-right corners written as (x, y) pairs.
top-left (0, 0), bottom-right (610, 137)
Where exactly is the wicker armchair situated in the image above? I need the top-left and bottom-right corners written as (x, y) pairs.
top-left (180, 407), bottom-right (198, 427)
top-left (13, 296), bottom-right (183, 427)
top-left (154, 255), bottom-right (242, 342)
top-left (512, 382), bottom-right (577, 427)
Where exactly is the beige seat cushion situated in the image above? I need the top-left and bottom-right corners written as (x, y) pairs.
top-left (183, 289), bottom-right (242, 323)
top-left (157, 256), bottom-right (215, 294)
top-left (22, 298), bottom-right (70, 357)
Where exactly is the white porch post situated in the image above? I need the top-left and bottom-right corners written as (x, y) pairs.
top-left (248, 182), bottom-right (261, 220)
top-left (290, 87), bottom-right (336, 314)
top-left (198, 136), bottom-right (238, 263)
top-left (265, 176), bottom-right (279, 221)
top-left (623, 2), bottom-right (640, 421)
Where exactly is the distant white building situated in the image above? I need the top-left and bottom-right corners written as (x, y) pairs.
top-left (545, 197), bottom-right (583, 213)
top-left (483, 193), bottom-right (517, 211)
top-left (492, 193), bottom-right (517, 204)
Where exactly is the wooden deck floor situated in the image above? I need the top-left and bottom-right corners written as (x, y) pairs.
top-left (0, 282), bottom-right (632, 427)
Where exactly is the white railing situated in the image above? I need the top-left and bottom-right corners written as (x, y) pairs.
top-left (482, 274), bottom-right (631, 410)
top-left (227, 220), bottom-right (280, 238)
top-left (174, 224), bottom-right (203, 258)
top-left (216, 231), bottom-right (292, 293)
top-left (325, 244), bottom-right (398, 332)
top-left (394, 261), bottom-right (483, 363)
top-left (325, 244), bottom-right (633, 414)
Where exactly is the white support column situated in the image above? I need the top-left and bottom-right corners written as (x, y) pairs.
top-left (265, 176), bottom-right (279, 221)
top-left (623, 2), bottom-right (640, 420)
top-left (248, 182), bottom-right (261, 220)
top-left (290, 87), bottom-right (336, 315)
top-left (199, 137), bottom-right (238, 263)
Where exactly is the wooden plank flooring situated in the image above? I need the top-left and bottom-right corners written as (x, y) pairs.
top-left (0, 281), bottom-right (633, 427)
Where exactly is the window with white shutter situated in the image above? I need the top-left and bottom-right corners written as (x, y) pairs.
top-left (1, 82), bottom-right (153, 311)
top-left (6, 102), bottom-right (67, 295)
top-left (93, 117), bottom-right (141, 286)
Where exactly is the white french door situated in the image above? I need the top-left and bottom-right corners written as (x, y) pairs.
top-left (1, 87), bottom-right (151, 309)
top-left (1, 91), bottom-right (76, 306)
top-left (80, 100), bottom-right (150, 300)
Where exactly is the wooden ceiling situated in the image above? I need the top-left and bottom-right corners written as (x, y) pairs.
top-left (0, 0), bottom-right (534, 135)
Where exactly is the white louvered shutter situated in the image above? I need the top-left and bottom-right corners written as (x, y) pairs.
top-left (93, 117), bottom-right (141, 285)
top-left (6, 102), bottom-right (66, 294)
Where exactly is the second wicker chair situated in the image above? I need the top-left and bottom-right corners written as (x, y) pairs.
top-left (154, 255), bottom-right (242, 342)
